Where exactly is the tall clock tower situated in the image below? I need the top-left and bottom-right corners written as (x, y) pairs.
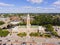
top-left (27, 14), bottom-right (31, 29)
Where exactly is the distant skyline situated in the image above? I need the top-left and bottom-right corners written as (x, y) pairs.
top-left (0, 0), bottom-right (60, 13)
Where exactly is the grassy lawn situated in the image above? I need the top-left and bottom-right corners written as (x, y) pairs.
top-left (43, 33), bottom-right (51, 38)
top-left (31, 25), bottom-right (38, 28)
top-left (17, 32), bottom-right (27, 37)
top-left (29, 32), bottom-right (52, 38)
top-left (29, 32), bottom-right (41, 37)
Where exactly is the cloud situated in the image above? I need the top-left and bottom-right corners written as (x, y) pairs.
top-left (0, 2), bottom-right (14, 6)
top-left (21, 6), bottom-right (55, 10)
top-left (22, 6), bottom-right (33, 9)
top-left (51, 0), bottom-right (60, 8)
top-left (0, 6), bottom-right (59, 13)
top-left (53, 0), bottom-right (60, 6)
top-left (27, 0), bottom-right (43, 4)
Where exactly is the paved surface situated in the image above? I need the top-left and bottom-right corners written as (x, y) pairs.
top-left (0, 33), bottom-right (60, 45)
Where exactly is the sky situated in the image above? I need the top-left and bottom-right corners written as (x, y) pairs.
top-left (0, 0), bottom-right (60, 13)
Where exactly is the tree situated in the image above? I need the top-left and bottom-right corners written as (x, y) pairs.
top-left (3, 14), bottom-right (10, 17)
top-left (31, 15), bottom-right (53, 25)
top-left (44, 24), bottom-right (54, 32)
top-left (52, 31), bottom-right (58, 36)
top-left (0, 21), bottom-right (5, 25)
top-left (45, 24), bottom-right (58, 37)
top-left (53, 18), bottom-right (60, 25)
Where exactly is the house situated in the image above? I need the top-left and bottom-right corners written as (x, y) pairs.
top-left (10, 16), bottom-right (20, 21)
top-left (38, 26), bottom-right (46, 33)
top-left (9, 16), bottom-right (22, 25)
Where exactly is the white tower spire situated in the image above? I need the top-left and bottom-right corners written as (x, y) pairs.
top-left (26, 14), bottom-right (31, 38)
top-left (27, 14), bottom-right (31, 29)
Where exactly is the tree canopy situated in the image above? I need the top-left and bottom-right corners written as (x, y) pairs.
top-left (31, 15), bottom-right (60, 26)
top-left (0, 21), bottom-right (5, 25)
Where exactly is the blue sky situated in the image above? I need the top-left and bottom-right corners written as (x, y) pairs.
top-left (0, 0), bottom-right (60, 13)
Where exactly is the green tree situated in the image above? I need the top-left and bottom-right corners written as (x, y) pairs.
top-left (52, 31), bottom-right (58, 36)
top-left (31, 15), bottom-right (53, 25)
top-left (0, 21), bottom-right (5, 25)
top-left (44, 24), bottom-right (54, 32)
top-left (45, 24), bottom-right (58, 37)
